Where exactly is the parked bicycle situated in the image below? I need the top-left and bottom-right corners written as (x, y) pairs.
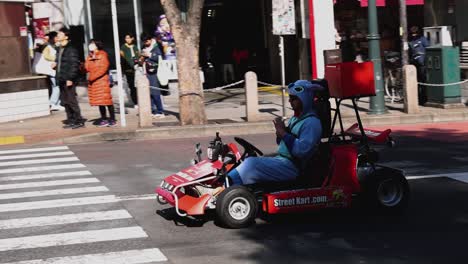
top-left (383, 51), bottom-right (404, 103)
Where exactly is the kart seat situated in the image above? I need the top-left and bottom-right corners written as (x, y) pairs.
top-left (296, 142), bottom-right (331, 187)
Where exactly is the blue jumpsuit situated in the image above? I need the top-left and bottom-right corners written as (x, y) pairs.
top-left (228, 80), bottom-right (323, 185)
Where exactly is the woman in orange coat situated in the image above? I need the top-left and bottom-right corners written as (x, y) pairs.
top-left (85, 40), bottom-right (116, 127)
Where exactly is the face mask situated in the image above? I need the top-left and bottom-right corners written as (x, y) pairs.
top-left (89, 43), bottom-right (97, 52)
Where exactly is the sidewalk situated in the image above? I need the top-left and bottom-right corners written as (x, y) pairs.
top-left (1, 84), bottom-right (468, 146)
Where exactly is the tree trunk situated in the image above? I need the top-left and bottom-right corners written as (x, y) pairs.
top-left (161, 0), bottom-right (207, 125)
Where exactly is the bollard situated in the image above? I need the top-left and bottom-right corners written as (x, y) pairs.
top-left (245, 71), bottom-right (259, 122)
top-left (135, 67), bottom-right (153, 127)
top-left (403, 65), bottom-right (419, 114)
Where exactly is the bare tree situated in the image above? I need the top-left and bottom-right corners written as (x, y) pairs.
top-left (160, 0), bottom-right (207, 125)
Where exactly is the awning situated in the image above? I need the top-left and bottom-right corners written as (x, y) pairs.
top-left (359, 0), bottom-right (424, 7)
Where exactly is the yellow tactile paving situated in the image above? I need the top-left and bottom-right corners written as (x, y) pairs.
top-left (0, 136), bottom-right (25, 145)
top-left (258, 86), bottom-right (289, 96)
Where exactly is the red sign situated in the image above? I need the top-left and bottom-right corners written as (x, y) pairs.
top-left (360, 0), bottom-right (386, 6)
top-left (32, 18), bottom-right (50, 40)
top-left (19, 26), bottom-right (28, 37)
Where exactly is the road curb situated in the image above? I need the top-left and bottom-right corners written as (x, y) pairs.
top-left (36, 110), bottom-right (468, 145)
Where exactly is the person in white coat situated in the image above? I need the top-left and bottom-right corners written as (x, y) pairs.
top-left (32, 31), bottom-right (64, 111)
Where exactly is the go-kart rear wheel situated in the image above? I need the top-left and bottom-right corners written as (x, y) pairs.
top-left (365, 172), bottom-right (410, 213)
top-left (216, 186), bottom-right (257, 229)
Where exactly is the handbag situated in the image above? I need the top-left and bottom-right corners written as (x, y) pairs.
top-left (145, 59), bottom-right (157, 74)
top-left (157, 56), bottom-right (169, 86)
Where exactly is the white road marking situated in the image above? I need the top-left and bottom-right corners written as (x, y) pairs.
top-left (0, 195), bottom-right (118, 212)
top-left (0, 186), bottom-right (108, 200)
top-left (0, 164), bottom-right (86, 174)
top-left (452, 175), bottom-right (468, 183)
top-left (0, 171), bottom-right (92, 181)
top-left (407, 172), bottom-right (468, 183)
top-left (0, 146), bottom-right (69, 155)
top-left (1, 248), bottom-right (168, 264)
top-left (116, 194), bottom-right (157, 201)
top-left (0, 157), bottom-right (79, 167)
top-left (0, 178), bottom-right (100, 190)
top-left (0, 210), bottom-right (132, 230)
top-left (0, 226), bottom-right (148, 252)
top-left (0, 151), bottom-right (75, 161)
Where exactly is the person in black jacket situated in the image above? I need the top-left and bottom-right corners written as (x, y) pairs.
top-left (54, 27), bottom-right (85, 129)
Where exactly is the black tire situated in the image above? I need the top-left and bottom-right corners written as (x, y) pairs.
top-left (216, 186), bottom-right (258, 229)
top-left (364, 171), bottom-right (410, 213)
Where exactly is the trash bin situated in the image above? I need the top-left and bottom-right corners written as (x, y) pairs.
top-left (425, 46), bottom-right (463, 107)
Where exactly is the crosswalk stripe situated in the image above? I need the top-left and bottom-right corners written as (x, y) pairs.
top-left (0, 195), bottom-right (117, 212)
top-left (0, 178), bottom-right (100, 190)
top-left (0, 210), bottom-right (132, 230)
top-left (0, 186), bottom-right (108, 200)
top-left (0, 151), bottom-right (75, 161)
top-left (0, 248), bottom-right (168, 264)
top-left (0, 164), bottom-right (86, 174)
top-left (0, 146), bottom-right (69, 155)
top-left (0, 157), bottom-right (79, 167)
top-left (0, 226), bottom-right (148, 252)
top-left (407, 172), bottom-right (468, 183)
top-left (0, 171), bottom-right (92, 181)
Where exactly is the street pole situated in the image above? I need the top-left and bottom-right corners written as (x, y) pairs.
top-left (367, 0), bottom-right (387, 115)
top-left (400, 0), bottom-right (409, 66)
top-left (84, 0), bottom-right (93, 39)
top-left (111, 0), bottom-right (127, 127)
top-left (132, 0), bottom-right (142, 49)
top-left (279, 36), bottom-right (286, 118)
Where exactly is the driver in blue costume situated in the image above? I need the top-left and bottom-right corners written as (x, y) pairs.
top-left (228, 80), bottom-right (323, 185)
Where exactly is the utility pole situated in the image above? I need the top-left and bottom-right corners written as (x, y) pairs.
top-left (368, 0), bottom-right (387, 115)
top-left (111, 0), bottom-right (126, 127)
top-left (400, 0), bottom-right (409, 66)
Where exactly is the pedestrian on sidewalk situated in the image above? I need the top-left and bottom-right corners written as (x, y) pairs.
top-left (32, 32), bottom-right (64, 112)
top-left (85, 40), bottom-right (117, 127)
top-left (409, 26), bottom-right (429, 105)
top-left (120, 33), bottom-right (139, 108)
top-left (140, 33), bottom-right (165, 118)
top-left (54, 27), bottom-right (85, 129)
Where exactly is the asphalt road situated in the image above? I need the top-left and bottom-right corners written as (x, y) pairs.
top-left (1, 122), bottom-right (468, 263)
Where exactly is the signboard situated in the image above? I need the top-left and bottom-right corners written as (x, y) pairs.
top-left (32, 17), bottom-right (50, 40)
top-left (19, 26), bottom-right (27, 37)
top-left (272, 0), bottom-right (296, 35)
top-left (360, 0), bottom-right (386, 6)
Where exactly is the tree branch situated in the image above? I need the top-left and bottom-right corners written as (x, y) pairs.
top-left (187, 0), bottom-right (205, 30)
top-left (160, 0), bottom-right (183, 27)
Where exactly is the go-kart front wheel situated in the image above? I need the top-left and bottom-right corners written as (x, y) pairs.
top-left (216, 186), bottom-right (258, 229)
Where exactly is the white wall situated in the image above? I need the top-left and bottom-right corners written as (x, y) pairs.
top-left (311, 0), bottom-right (336, 78)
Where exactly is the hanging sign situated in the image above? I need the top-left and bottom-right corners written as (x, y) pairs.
top-left (19, 26), bottom-right (28, 37)
top-left (272, 0), bottom-right (296, 35)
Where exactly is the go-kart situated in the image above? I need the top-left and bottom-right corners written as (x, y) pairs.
top-left (155, 79), bottom-right (409, 229)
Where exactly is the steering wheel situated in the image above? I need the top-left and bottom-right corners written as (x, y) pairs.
top-left (234, 137), bottom-right (264, 158)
